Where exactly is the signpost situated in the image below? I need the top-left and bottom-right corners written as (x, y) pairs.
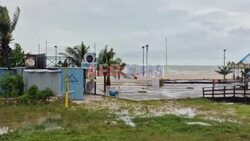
top-left (81, 53), bottom-right (97, 94)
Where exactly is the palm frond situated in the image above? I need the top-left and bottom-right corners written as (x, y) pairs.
top-left (60, 43), bottom-right (89, 67)
top-left (10, 7), bottom-right (20, 33)
top-left (0, 6), bottom-right (11, 37)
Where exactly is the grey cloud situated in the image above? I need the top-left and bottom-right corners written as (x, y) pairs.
top-left (1, 0), bottom-right (250, 65)
top-left (229, 27), bottom-right (250, 37)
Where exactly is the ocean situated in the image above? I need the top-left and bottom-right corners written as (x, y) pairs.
top-left (164, 65), bottom-right (230, 80)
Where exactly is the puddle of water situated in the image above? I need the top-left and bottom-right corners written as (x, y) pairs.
top-left (174, 108), bottom-right (196, 118)
top-left (187, 122), bottom-right (211, 126)
top-left (0, 127), bottom-right (13, 135)
top-left (205, 117), bottom-right (238, 123)
top-left (146, 107), bottom-right (196, 118)
top-left (116, 111), bottom-right (136, 127)
top-left (44, 123), bottom-right (63, 131)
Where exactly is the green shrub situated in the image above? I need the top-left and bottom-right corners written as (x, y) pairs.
top-left (21, 85), bottom-right (54, 103)
top-left (0, 74), bottom-right (24, 97)
top-left (38, 88), bottom-right (54, 102)
top-left (26, 85), bottom-right (40, 99)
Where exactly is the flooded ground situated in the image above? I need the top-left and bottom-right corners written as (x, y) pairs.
top-left (97, 82), bottom-right (235, 101)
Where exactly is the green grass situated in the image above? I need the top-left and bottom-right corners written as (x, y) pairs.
top-left (0, 98), bottom-right (250, 141)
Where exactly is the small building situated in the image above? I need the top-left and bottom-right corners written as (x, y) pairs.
top-left (23, 68), bottom-right (84, 100)
top-left (23, 69), bottom-right (61, 95)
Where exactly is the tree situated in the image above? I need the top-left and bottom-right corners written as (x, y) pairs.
top-left (98, 46), bottom-right (123, 92)
top-left (241, 68), bottom-right (250, 88)
top-left (58, 59), bottom-right (69, 67)
top-left (60, 42), bottom-right (89, 67)
top-left (10, 43), bottom-right (25, 67)
top-left (215, 65), bottom-right (233, 80)
top-left (0, 6), bottom-right (20, 69)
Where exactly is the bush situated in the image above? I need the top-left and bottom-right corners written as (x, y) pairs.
top-left (26, 85), bottom-right (40, 99)
top-left (21, 85), bottom-right (54, 103)
top-left (38, 88), bottom-right (54, 102)
top-left (0, 74), bottom-right (24, 97)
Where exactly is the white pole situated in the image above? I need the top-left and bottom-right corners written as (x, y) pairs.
top-left (165, 36), bottom-right (168, 78)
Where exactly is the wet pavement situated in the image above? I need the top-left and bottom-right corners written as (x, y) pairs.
top-left (96, 82), bottom-right (236, 101)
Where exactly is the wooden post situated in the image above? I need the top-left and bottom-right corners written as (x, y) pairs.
top-left (202, 88), bottom-right (205, 98)
top-left (233, 86), bottom-right (236, 97)
top-left (212, 87), bottom-right (214, 98)
top-left (223, 86), bottom-right (226, 98)
top-left (244, 88), bottom-right (246, 98)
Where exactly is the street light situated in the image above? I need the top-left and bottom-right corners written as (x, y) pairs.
top-left (142, 46), bottom-right (145, 77)
top-left (55, 45), bottom-right (58, 65)
top-left (145, 45), bottom-right (149, 86)
top-left (224, 49), bottom-right (226, 67)
top-left (146, 45), bottom-right (149, 69)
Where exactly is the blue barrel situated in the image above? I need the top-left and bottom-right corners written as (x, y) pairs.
top-left (109, 90), bottom-right (119, 97)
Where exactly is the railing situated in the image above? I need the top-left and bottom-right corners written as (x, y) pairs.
top-left (46, 56), bottom-right (66, 67)
top-left (202, 86), bottom-right (250, 98)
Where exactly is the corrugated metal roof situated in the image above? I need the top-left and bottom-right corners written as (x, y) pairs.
top-left (24, 69), bottom-right (61, 73)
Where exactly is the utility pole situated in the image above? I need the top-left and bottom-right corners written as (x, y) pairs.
top-left (142, 46), bottom-right (145, 77)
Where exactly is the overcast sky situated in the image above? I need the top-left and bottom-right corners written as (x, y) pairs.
top-left (1, 0), bottom-right (250, 65)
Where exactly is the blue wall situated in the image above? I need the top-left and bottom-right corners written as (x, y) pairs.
top-left (61, 68), bottom-right (84, 100)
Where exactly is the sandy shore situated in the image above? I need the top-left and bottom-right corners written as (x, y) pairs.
top-left (163, 71), bottom-right (233, 80)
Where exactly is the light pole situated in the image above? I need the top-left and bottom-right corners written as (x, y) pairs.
top-left (145, 45), bottom-right (149, 86)
top-left (146, 45), bottom-right (149, 69)
top-left (55, 45), bottom-right (58, 66)
top-left (223, 49), bottom-right (226, 67)
top-left (142, 46), bottom-right (145, 77)
top-left (165, 36), bottom-right (168, 74)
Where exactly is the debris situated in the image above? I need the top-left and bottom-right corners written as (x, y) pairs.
top-left (174, 108), bottom-right (196, 118)
top-left (116, 111), bottom-right (136, 127)
top-left (0, 127), bottom-right (13, 135)
top-left (187, 122), bottom-right (211, 126)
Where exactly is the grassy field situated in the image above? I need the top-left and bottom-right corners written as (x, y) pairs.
top-left (0, 96), bottom-right (250, 141)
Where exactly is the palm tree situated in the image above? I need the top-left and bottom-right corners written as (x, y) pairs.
top-left (215, 65), bottom-right (233, 80)
top-left (0, 6), bottom-right (20, 69)
top-left (60, 42), bottom-right (89, 67)
top-left (114, 62), bottom-right (126, 79)
top-left (98, 46), bottom-right (123, 92)
top-left (241, 68), bottom-right (250, 88)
